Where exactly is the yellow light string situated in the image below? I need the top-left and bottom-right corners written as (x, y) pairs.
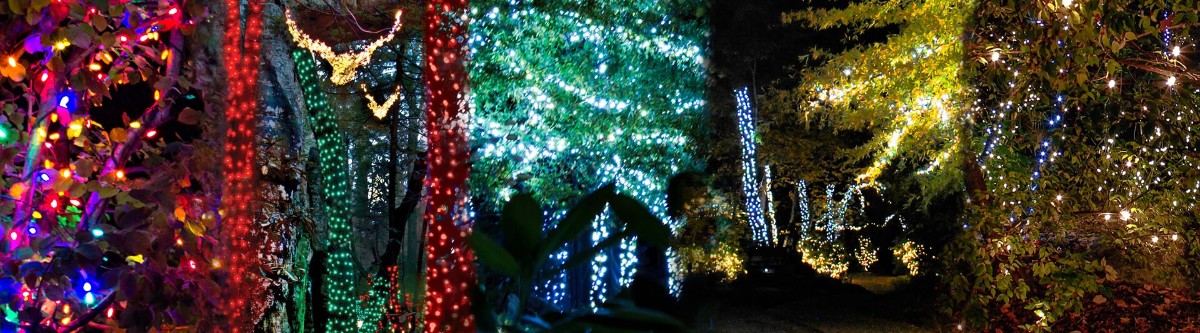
top-left (285, 9), bottom-right (403, 85)
top-left (360, 84), bottom-right (402, 119)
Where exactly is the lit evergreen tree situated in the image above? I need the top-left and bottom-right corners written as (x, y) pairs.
top-left (468, 0), bottom-right (708, 307)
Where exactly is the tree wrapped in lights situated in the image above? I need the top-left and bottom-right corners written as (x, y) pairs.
top-left (221, 0), bottom-right (265, 329)
top-left (0, 0), bottom-right (228, 330)
top-left (423, 0), bottom-right (475, 331)
top-left (735, 88), bottom-right (772, 246)
top-left (774, 0), bottom-right (1200, 328)
top-left (469, 0), bottom-right (707, 308)
top-left (292, 50), bottom-right (388, 332)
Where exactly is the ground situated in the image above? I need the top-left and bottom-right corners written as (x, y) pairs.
top-left (696, 272), bottom-right (940, 333)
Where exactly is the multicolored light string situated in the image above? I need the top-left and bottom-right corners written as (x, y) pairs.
top-left (422, 0), bottom-right (475, 331)
top-left (221, 0), bottom-right (264, 329)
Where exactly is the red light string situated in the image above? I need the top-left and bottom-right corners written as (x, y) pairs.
top-left (221, 0), bottom-right (264, 330)
top-left (422, 0), bottom-right (475, 331)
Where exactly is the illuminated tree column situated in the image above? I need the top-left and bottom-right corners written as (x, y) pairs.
top-left (736, 87), bottom-right (771, 245)
top-left (221, 0), bottom-right (265, 330)
top-left (423, 0), bottom-right (475, 331)
top-left (292, 50), bottom-right (387, 332)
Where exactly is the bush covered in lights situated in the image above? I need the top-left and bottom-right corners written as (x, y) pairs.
top-left (0, 0), bottom-right (226, 330)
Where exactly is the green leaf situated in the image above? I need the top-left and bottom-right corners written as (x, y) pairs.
top-left (540, 184), bottom-right (614, 260)
top-left (610, 194), bottom-right (669, 246)
top-left (96, 185), bottom-right (118, 199)
top-left (501, 193), bottom-right (542, 261)
top-left (467, 233), bottom-right (520, 276)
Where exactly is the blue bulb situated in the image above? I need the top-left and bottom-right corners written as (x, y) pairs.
top-left (27, 227), bottom-right (35, 234)
top-left (39, 173), bottom-right (50, 182)
top-left (83, 282), bottom-right (92, 292)
top-left (91, 228), bottom-right (104, 238)
top-left (84, 292), bottom-right (95, 305)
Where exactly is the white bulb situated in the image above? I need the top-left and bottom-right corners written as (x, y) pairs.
top-left (1062, 0), bottom-right (1072, 6)
top-left (991, 51), bottom-right (1000, 62)
top-left (1167, 76), bottom-right (1177, 86)
top-left (1119, 210), bottom-right (1130, 221)
top-left (1108, 80), bottom-right (1116, 88)
top-left (1173, 46), bottom-right (1181, 57)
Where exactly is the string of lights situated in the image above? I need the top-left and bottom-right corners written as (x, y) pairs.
top-left (285, 9), bottom-right (404, 85)
top-left (362, 84), bottom-right (403, 119)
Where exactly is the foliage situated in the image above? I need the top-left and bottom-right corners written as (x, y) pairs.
top-left (468, 0), bottom-right (709, 307)
top-left (775, 0), bottom-right (1200, 330)
top-left (0, 0), bottom-right (223, 330)
top-left (670, 181), bottom-right (746, 282)
top-left (470, 185), bottom-right (685, 332)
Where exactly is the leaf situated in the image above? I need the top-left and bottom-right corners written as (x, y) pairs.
top-left (29, 0), bottom-right (50, 11)
top-left (184, 219), bottom-right (205, 237)
top-left (72, 159), bottom-right (93, 179)
top-left (610, 194), bottom-right (669, 246)
top-left (1093, 295), bottom-right (1107, 304)
top-left (467, 233), bottom-right (519, 276)
top-left (176, 107), bottom-right (203, 125)
top-left (96, 186), bottom-right (118, 199)
top-left (68, 24), bottom-right (94, 49)
top-left (110, 128), bottom-right (127, 143)
top-left (501, 193), bottom-right (542, 261)
top-left (541, 184), bottom-right (615, 260)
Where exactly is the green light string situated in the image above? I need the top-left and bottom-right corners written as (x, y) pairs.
top-left (292, 50), bottom-right (385, 331)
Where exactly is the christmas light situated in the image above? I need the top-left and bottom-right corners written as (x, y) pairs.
top-left (285, 9), bottom-right (404, 85)
top-left (362, 84), bottom-right (402, 119)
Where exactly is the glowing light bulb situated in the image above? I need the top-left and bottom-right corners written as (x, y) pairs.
top-left (58, 95), bottom-right (70, 109)
top-left (1108, 80), bottom-right (1115, 88)
top-left (1172, 46), bottom-right (1181, 57)
top-left (1061, 0), bottom-right (1072, 6)
top-left (83, 282), bottom-right (92, 292)
top-left (1167, 76), bottom-right (1176, 86)
top-left (1119, 210), bottom-right (1130, 221)
top-left (6, 57), bottom-right (15, 67)
top-left (990, 51), bottom-right (1000, 62)
top-left (91, 228), bottom-right (103, 237)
